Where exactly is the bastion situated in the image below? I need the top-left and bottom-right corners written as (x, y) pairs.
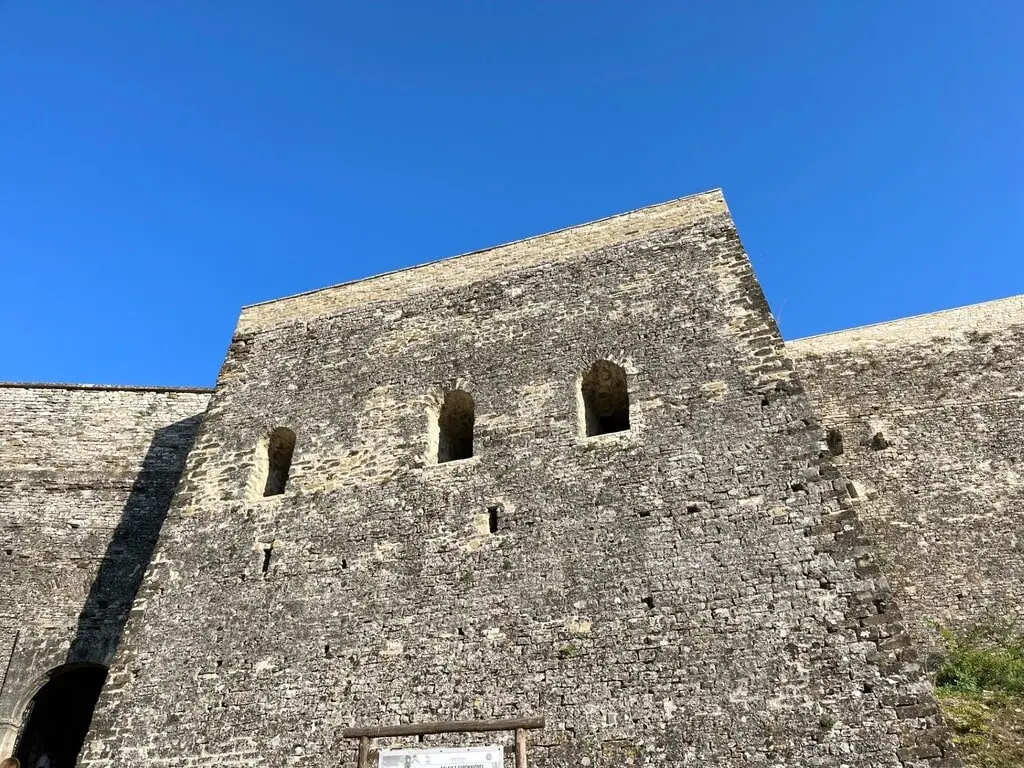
top-left (4, 189), bottom-right (1020, 767)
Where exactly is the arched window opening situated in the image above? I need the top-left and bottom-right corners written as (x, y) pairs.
top-left (437, 390), bottom-right (474, 463)
top-left (263, 427), bottom-right (296, 496)
top-left (15, 664), bottom-right (107, 768)
top-left (581, 360), bottom-right (630, 437)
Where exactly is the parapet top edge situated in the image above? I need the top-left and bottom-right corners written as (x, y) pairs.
top-left (0, 381), bottom-right (215, 394)
top-left (789, 291), bottom-right (1024, 350)
top-left (241, 188), bottom-right (726, 312)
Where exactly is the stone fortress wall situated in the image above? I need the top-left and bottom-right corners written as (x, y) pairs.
top-left (1, 189), bottom-right (1020, 767)
top-left (0, 385), bottom-right (209, 757)
top-left (77, 190), bottom-right (952, 767)
top-left (790, 296), bottom-right (1024, 655)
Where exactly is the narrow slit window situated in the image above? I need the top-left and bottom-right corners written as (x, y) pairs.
top-left (437, 390), bottom-right (474, 463)
top-left (263, 427), bottom-right (296, 496)
top-left (581, 360), bottom-right (630, 436)
top-left (826, 428), bottom-right (844, 456)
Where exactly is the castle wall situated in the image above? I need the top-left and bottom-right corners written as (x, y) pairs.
top-left (82, 191), bottom-right (955, 768)
top-left (0, 384), bottom-right (209, 755)
top-left (790, 296), bottom-right (1024, 654)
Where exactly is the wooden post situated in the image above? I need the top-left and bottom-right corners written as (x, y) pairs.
top-left (357, 736), bottom-right (370, 768)
top-left (514, 728), bottom-right (527, 768)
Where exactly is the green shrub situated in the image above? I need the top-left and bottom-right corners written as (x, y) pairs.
top-left (935, 622), bottom-right (1024, 695)
top-left (557, 643), bottom-right (578, 659)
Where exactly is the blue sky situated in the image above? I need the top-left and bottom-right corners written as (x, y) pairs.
top-left (2, 3), bottom-right (1022, 387)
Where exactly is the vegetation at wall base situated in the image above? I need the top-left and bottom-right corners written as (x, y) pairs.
top-left (934, 622), bottom-right (1024, 768)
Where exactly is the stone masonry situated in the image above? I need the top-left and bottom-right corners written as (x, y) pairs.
top-left (66, 190), bottom-right (956, 767)
top-left (3, 190), bottom-right (1019, 766)
top-left (0, 385), bottom-right (209, 756)
top-left (790, 296), bottom-right (1024, 656)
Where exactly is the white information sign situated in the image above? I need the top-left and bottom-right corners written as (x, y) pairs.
top-left (378, 746), bottom-right (503, 768)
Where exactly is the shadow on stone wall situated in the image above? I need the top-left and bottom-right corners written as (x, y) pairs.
top-left (66, 413), bottom-right (204, 667)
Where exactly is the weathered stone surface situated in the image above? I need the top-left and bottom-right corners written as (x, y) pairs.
top-left (0, 384), bottom-right (209, 755)
top-left (791, 296), bottom-right (1024, 655)
top-left (71, 191), bottom-right (957, 766)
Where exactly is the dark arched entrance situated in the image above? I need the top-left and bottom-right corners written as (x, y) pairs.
top-left (15, 664), bottom-right (107, 768)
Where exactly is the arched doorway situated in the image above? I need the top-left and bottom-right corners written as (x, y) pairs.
top-left (15, 664), bottom-right (107, 768)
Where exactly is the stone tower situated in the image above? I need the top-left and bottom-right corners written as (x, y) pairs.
top-left (76, 190), bottom-right (955, 766)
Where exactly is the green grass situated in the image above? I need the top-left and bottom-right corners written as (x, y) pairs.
top-left (933, 622), bottom-right (1024, 768)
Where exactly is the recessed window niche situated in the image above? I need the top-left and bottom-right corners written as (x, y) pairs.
top-left (249, 427), bottom-right (296, 499)
top-left (436, 390), bottom-right (475, 463)
top-left (580, 360), bottom-right (630, 437)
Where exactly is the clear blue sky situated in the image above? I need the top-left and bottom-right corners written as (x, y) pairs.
top-left (3, 3), bottom-right (1022, 387)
